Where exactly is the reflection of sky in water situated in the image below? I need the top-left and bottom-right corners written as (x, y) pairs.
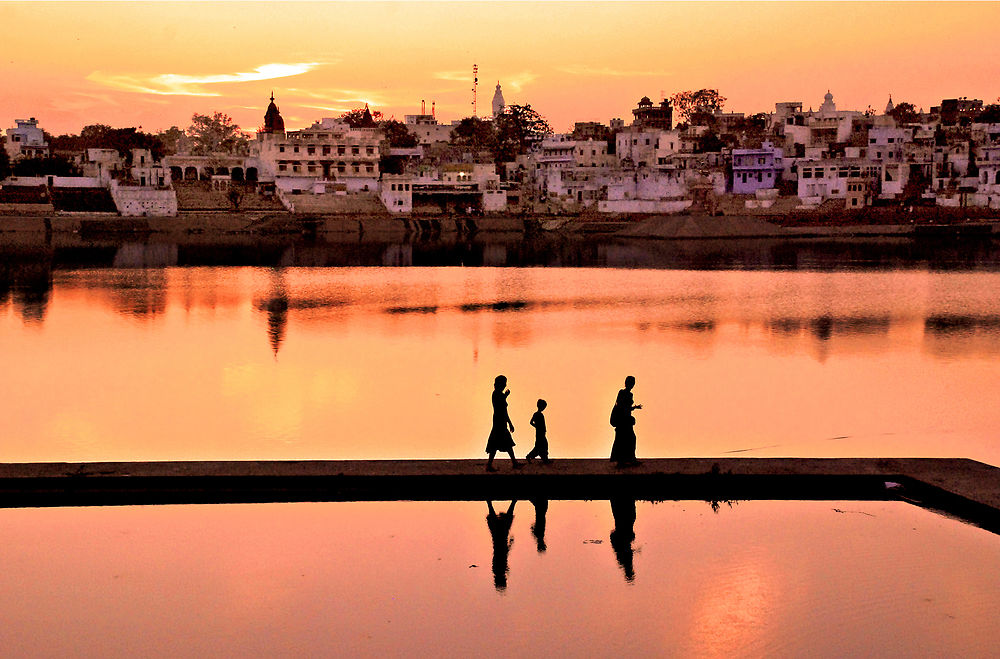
top-left (1, 267), bottom-right (1000, 463)
top-left (0, 500), bottom-right (997, 656)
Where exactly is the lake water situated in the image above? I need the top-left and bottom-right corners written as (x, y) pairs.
top-left (1, 499), bottom-right (997, 657)
top-left (2, 238), bottom-right (1000, 464)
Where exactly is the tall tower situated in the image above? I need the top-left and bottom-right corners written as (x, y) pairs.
top-left (471, 64), bottom-right (479, 117)
top-left (492, 82), bottom-right (505, 118)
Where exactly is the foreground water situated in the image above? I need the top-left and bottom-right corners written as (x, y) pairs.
top-left (0, 500), bottom-right (997, 657)
top-left (2, 255), bottom-right (1000, 464)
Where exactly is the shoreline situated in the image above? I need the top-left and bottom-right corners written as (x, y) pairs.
top-left (1, 457), bottom-right (997, 532)
top-left (1, 212), bottom-right (999, 245)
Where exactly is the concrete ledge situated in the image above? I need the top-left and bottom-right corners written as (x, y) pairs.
top-left (0, 458), bottom-right (998, 532)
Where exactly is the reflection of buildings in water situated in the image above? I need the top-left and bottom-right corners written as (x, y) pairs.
top-left (482, 243), bottom-right (508, 267)
top-left (0, 256), bottom-right (54, 324)
top-left (922, 314), bottom-right (1000, 359)
top-left (382, 243), bottom-right (413, 267)
top-left (609, 498), bottom-right (636, 583)
top-left (107, 270), bottom-right (169, 318)
top-left (111, 243), bottom-right (179, 268)
top-left (530, 498), bottom-right (548, 553)
top-left (257, 269), bottom-right (289, 356)
top-left (486, 500), bottom-right (516, 592)
top-left (763, 314), bottom-right (894, 362)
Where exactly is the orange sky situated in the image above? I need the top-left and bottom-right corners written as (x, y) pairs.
top-left (2, 1), bottom-right (999, 136)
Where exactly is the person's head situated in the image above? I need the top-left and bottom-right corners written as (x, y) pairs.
top-left (494, 375), bottom-right (507, 390)
top-left (537, 399), bottom-right (547, 411)
top-left (625, 375), bottom-right (636, 390)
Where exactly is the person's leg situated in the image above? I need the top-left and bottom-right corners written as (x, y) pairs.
top-left (507, 450), bottom-right (522, 468)
top-left (487, 450), bottom-right (498, 471)
top-left (526, 446), bottom-right (538, 461)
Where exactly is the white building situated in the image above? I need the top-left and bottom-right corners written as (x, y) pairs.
top-left (4, 118), bottom-right (48, 160)
top-left (404, 113), bottom-right (456, 145)
top-left (254, 113), bottom-right (383, 193)
top-left (797, 158), bottom-right (879, 206)
top-left (492, 83), bottom-right (505, 118)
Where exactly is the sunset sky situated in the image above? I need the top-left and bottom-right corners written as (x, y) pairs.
top-left (3, 1), bottom-right (999, 136)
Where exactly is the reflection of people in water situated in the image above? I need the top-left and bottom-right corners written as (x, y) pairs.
top-left (486, 375), bottom-right (522, 471)
top-left (529, 498), bottom-right (548, 553)
top-left (609, 498), bottom-right (637, 582)
top-left (610, 376), bottom-right (643, 467)
top-left (487, 500), bottom-right (517, 590)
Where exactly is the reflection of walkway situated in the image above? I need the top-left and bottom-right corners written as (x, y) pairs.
top-left (609, 498), bottom-right (636, 582)
top-left (3, 459), bottom-right (999, 535)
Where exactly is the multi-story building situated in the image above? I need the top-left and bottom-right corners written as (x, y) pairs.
top-left (253, 97), bottom-right (382, 192)
top-left (631, 96), bottom-right (673, 130)
top-left (797, 158), bottom-right (879, 206)
top-left (732, 141), bottom-right (783, 194)
top-left (4, 118), bottom-right (49, 160)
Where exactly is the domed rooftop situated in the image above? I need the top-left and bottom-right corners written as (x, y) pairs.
top-left (262, 92), bottom-right (284, 133)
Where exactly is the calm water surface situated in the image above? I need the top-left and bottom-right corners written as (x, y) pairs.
top-left (1, 500), bottom-right (997, 657)
top-left (2, 260), bottom-right (1000, 463)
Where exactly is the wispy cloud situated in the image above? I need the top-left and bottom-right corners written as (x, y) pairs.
top-left (285, 87), bottom-right (384, 107)
top-left (434, 70), bottom-right (473, 83)
top-left (557, 65), bottom-right (664, 78)
top-left (88, 62), bottom-right (321, 96)
top-left (436, 70), bottom-right (538, 93)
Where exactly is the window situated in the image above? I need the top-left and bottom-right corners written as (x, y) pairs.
top-left (279, 146), bottom-right (285, 153)
top-left (802, 169), bottom-right (812, 178)
top-left (307, 147), bottom-right (315, 155)
top-left (323, 146), bottom-right (330, 156)
top-left (352, 147), bottom-right (360, 155)
top-left (279, 164), bottom-right (287, 172)
top-left (338, 146), bottom-right (346, 156)
top-left (292, 165), bottom-right (300, 172)
top-left (391, 183), bottom-right (397, 191)
top-left (366, 147), bottom-right (374, 156)
top-left (293, 146), bottom-right (299, 153)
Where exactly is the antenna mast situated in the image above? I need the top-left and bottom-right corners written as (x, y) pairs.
top-left (472, 64), bottom-right (479, 117)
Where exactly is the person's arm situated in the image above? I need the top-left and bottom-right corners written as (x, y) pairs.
top-left (530, 413), bottom-right (537, 429)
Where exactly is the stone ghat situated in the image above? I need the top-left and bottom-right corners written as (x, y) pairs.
top-left (0, 458), bottom-right (997, 531)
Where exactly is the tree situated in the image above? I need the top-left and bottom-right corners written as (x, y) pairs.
top-left (493, 104), bottom-right (552, 163)
top-left (450, 116), bottom-right (496, 151)
top-left (187, 112), bottom-right (248, 155)
top-left (975, 104), bottom-right (1000, 124)
top-left (0, 148), bottom-right (10, 181)
top-left (50, 125), bottom-right (165, 161)
top-left (12, 155), bottom-right (80, 177)
top-left (671, 89), bottom-right (727, 124)
top-left (888, 102), bottom-right (919, 125)
top-left (378, 119), bottom-right (418, 148)
top-left (695, 130), bottom-right (725, 154)
top-left (155, 126), bottom-right (187, 155)
top-left (340, 106), bottom-right (383, 128)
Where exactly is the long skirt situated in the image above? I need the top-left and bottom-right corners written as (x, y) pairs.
top-left (486, 426), bottom-right (515, 454)
top-left (610, 425), bottom-right (636, 464)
